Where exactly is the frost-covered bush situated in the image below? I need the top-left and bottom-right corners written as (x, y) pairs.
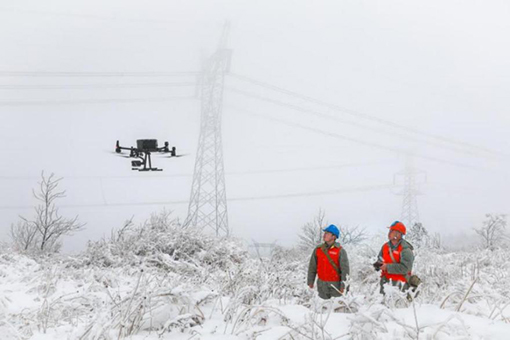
top-left (2, 213), bottom-right (510, 339)
top-left (82, 210), bottom-right (248, 278)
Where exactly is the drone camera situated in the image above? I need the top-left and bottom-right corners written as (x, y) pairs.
top-left (131, 160), bottom-right (143, 167)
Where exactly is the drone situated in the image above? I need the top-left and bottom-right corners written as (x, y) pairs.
top-left (114, 139), bottom-right (183, 171)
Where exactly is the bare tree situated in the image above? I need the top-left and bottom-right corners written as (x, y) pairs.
top-left (11, 172), bottom-right (85, 253)
top-left (408, 222), bottom-right (429, 248)
top-left (429, 232), bottom-right (443, 250)
top-left (474, 214), bottom-right (508, 250)
top-left (298, 209), bottom-right (327, 251)
top-left (338, 224), bottom-right (367, 245)
top-left (10, 219), bottom-right (39, 252)
top-left (298, 209), bottom-right (367, 251)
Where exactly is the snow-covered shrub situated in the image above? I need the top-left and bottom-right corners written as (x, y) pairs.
top-left (2, 214), bottom-right (510, 339)
top-left (82, 210), bottom-right (248, 278)
top-left (474, 214), bottom-right (509, 250)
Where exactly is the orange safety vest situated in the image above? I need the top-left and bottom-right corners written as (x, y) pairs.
top-left (315, 245), bottom-right (342, 282)
top-left (381, 242), bottom-right (410, 283)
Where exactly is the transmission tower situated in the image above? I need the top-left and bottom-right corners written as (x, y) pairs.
top-left (249, 240), bottom-right (278, 258)
top-left (394, 156), bottom-right (426, 227)
top-left (184, 23), bottom-right (232, 236)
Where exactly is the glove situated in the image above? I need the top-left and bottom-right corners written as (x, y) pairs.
top-left (373, 261), bottom-right (383, 271)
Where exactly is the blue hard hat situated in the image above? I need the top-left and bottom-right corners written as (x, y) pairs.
top-left (323, 224), bottom-right (340, 238)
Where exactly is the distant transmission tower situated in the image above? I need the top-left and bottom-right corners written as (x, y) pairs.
top-left (394, 156), bottom-right (426, 227)
top-left (249, 240), bottom-right (278, 258)
top-left (184, 23), bottom-right (232, 236)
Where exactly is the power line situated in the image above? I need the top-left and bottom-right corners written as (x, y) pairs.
top-left (228, 73), bottom-right (504, 158)
top-left (0, 6), bottom-right (195, 25)
top-left (229, 183), bottom-right (394, 201)
top-left (225, 87), bottom-right (496, 160)
top-left (232, 106), bottom-right (486, 171)
top-left (2, 180), bottom-right (504, 211)
top-left (0, 96), bottom-right (197, 106)
top-left (227, 160), bottom-right (394, 175)
top-left (0, 82), bottom-right (196, 90)
top-left (0, 160), bottom-right (394, 181)
top-left (425, 182), bottom-right (509, 195)
top-left (0, 183), bottom-right (395, 210)
top-left (0, 71), bottom-right (199, 77)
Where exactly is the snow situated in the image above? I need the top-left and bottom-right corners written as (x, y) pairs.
top-left (1, 219), bottom-right (509, 339)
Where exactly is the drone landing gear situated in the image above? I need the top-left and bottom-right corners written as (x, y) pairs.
top-left (131, 152), bottom-right (162, 171)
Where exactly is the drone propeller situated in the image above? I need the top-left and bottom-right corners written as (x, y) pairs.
top-left (105, 150), bottom-right (133, 158)
top-left (159, 153), bottom-right (188, 158)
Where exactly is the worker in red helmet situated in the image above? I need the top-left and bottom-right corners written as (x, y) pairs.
top-left (373, 221), bottom-right (415, 294)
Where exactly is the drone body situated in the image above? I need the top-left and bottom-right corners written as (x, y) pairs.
top-left (115, 139), bottom-right (181, 171)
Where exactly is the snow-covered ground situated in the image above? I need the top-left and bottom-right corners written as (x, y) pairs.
top-left (1, 215), bottom-right (509, 339)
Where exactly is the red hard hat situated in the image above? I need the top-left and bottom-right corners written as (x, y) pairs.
top-left (389, 221), bottom-right (406, 235)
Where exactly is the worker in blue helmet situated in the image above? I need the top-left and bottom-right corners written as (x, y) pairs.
top-left (307, 224), bottom-right (350, 299)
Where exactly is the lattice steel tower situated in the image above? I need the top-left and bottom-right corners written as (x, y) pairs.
top-left (184, 23), bottom-right (231, 236)
top-left (394, 156), bottom-right (426, 227)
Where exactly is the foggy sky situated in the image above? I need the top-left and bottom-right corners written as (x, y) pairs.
top-left (1, 0), bottom-right (509, 251)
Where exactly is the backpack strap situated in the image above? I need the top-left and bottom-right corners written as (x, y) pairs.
top-left (388, 246), bottom-right (397, 263)
top-left (320, 244), bottom-right (342, 276)
top-left (387, 241), bottom-right (401, 263)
